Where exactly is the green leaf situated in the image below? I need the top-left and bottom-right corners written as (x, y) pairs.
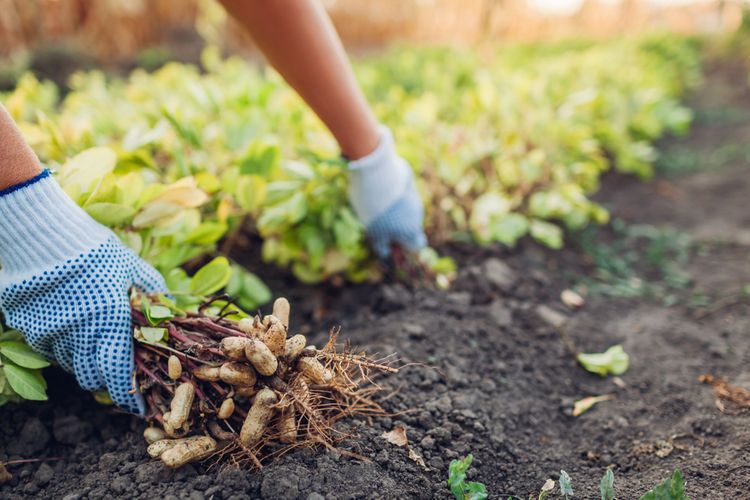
top-left (57, 147), bottom-right (117, 201)
top-left (560, 470), bottom-right (573, 498)
top-left (226, 266), bottom-right (272, 311)
top-left (240, 143), bottom-right (280, 176)
top-left (0, 341), bottom-right (50, 369)
top-left (0, 369), bottom-right (5, 393)
top-left (530, 219), bottom-right (564, 249)
top-left (465, 482), bottom-right (488, 500)
top-left (85, 203), bottom-right (137, 226)
top-left (491, 213), bottom-right (529, 246)
top-left (638, 470), bottom-right (686, 500)
top-left (185, 221), bottom-right (228, 245)
top-left (600, 469), bottom-right (615, 500)
top-left (3, 362), bottom-right (47, 400)
top-left (190, 256), bottom-right (232, 296)
top-left (577, 345), bottom-right (630, 376)
top-left (142, 299), bottom-right (173, 326)
top-left (140, 327), bottom-right (168, 344)
top-left (0, 329), bottom-right (24, 342)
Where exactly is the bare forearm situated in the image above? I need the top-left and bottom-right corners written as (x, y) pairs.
top-left (220, 0), bottom-right (379, 159)
top-left (0, 105), bottom-right (41, 190)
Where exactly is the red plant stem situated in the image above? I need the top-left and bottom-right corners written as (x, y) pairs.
top-left (209, 381), bottom-right (227, 398)
top-left (134, 355), bottom-right (171, 391)
top-left (172, 317), bottom-right (244, 338)
top-left (192, 381), bottom-right (207, 401)
top-left (131, 308), bottom-right (149, 325)
top-left (167, 324), bottom-right (201, 346)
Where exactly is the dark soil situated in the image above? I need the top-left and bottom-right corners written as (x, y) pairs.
top-left (3, 59), bottom-right (750, 499)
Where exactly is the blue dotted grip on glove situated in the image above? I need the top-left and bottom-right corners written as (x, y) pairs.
top-left (0, 171), bottom-right (167, 414)
top-left (364, 170), bottom-right (427, 259)
top-left (347, 125), bottom-right (428, 259)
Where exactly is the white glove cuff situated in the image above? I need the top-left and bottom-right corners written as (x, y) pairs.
top-left (347, 125), bottom-right (409, 226)
top-left (0, 170), bottom-right (111, 277)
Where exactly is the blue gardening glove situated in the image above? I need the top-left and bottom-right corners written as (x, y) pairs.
top-left (0, 170), bottom-right (166, 414)
top-left (347, 125), bottom-right (427, 259)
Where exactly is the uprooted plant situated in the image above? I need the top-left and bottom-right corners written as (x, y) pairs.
top-left (132, 294), bottom-right (399, 469)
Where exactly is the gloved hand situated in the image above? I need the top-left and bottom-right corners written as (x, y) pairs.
top-left (347, 125), bottom-right (427, 259)
top-left (0, 170), bottom-right (167, 414)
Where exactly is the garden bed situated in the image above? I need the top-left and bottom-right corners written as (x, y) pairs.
top-left (3, 60), bottom-right (750, 500)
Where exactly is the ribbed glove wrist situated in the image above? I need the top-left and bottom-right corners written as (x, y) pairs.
top-left (0, 170), bottom-right (110, 278)
top-left (347, 125), bottom-right (409, 227)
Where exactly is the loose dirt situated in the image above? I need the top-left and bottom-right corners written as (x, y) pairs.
top-left (3, 59), bottom-right (750, 499)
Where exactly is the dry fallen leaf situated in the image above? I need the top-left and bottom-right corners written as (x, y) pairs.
top-left (382, 425), bottom-right (408, 447)
top-left (572, 394), bottom-right (614, 417)
top-left (561, 289), bottom-right (585, 309)
top-left (408, 448), bottom-right (427, 469)
top-left (541, 478), bottom-right (555, 492)
top-left (700, 374), bottom-right (750, 415)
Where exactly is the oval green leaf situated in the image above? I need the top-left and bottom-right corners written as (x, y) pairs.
top-left (0, 341), bottom-right (50, 369)
top-left (190, 256), bottom-right (232, 296)
top-left (3, 362), bottom-right (48, 401)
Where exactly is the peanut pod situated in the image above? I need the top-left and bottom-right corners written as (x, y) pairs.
top-left (143, 426), bottom-right (167, 444)
top-left (220, 336), bottom-right (254, 360)
top-left (193, 364), bottom-right (221, 381)
top-left (260, 315), bottom-right (286, 357)
top-left (161, 412), bottom-right (186, 438)
top-left (238, 316), bottom-right (265, 337)
top-left (160, 436), bottom-right (217, 468)
top-left (167, 355), bottom-right (183, 380)
top-left (167, 382), bottom-right (195, 430)
top-left (285, 334), bottom-right (307, 360)
top-left (244, 338), bottom-right (278, 376)
top-left (219, 362), bottom-right (257, 386)
top-left (147, 438), bottom-right (181, 457)
top-left (278, 405), bottom-right (297, 444)
top-left (239, 388), bottom-right (278, 446)
top-left (272, 297), bottom-right (290, 330)
top-left (297, 357), bottom-right (333, 384)
top-left (234, 386), bottom-right (259, 398)
top-left (217, 398), bottom-right (235, 419)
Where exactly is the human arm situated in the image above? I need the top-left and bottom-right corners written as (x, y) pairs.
top-left (219, 0), bottom-right (427, 257)
top-left (0, 104), bottom-right (41, 189)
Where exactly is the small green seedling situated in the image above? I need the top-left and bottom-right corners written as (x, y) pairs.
top-left (559, 470), bottom-right (574, 499)
top-left (638, 469), bottom-right (686, 500)
top-left (448, 454), bottom-right (488, 500)
top-left (600, 469), bottom-right (615, 500)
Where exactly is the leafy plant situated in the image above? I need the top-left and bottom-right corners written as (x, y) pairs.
top-left (577, 344), bottom-right (630, 376)
top-left (448, 454), bottom-right (488, 500)
top-left (639, 470), bottom-right (686, 500)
